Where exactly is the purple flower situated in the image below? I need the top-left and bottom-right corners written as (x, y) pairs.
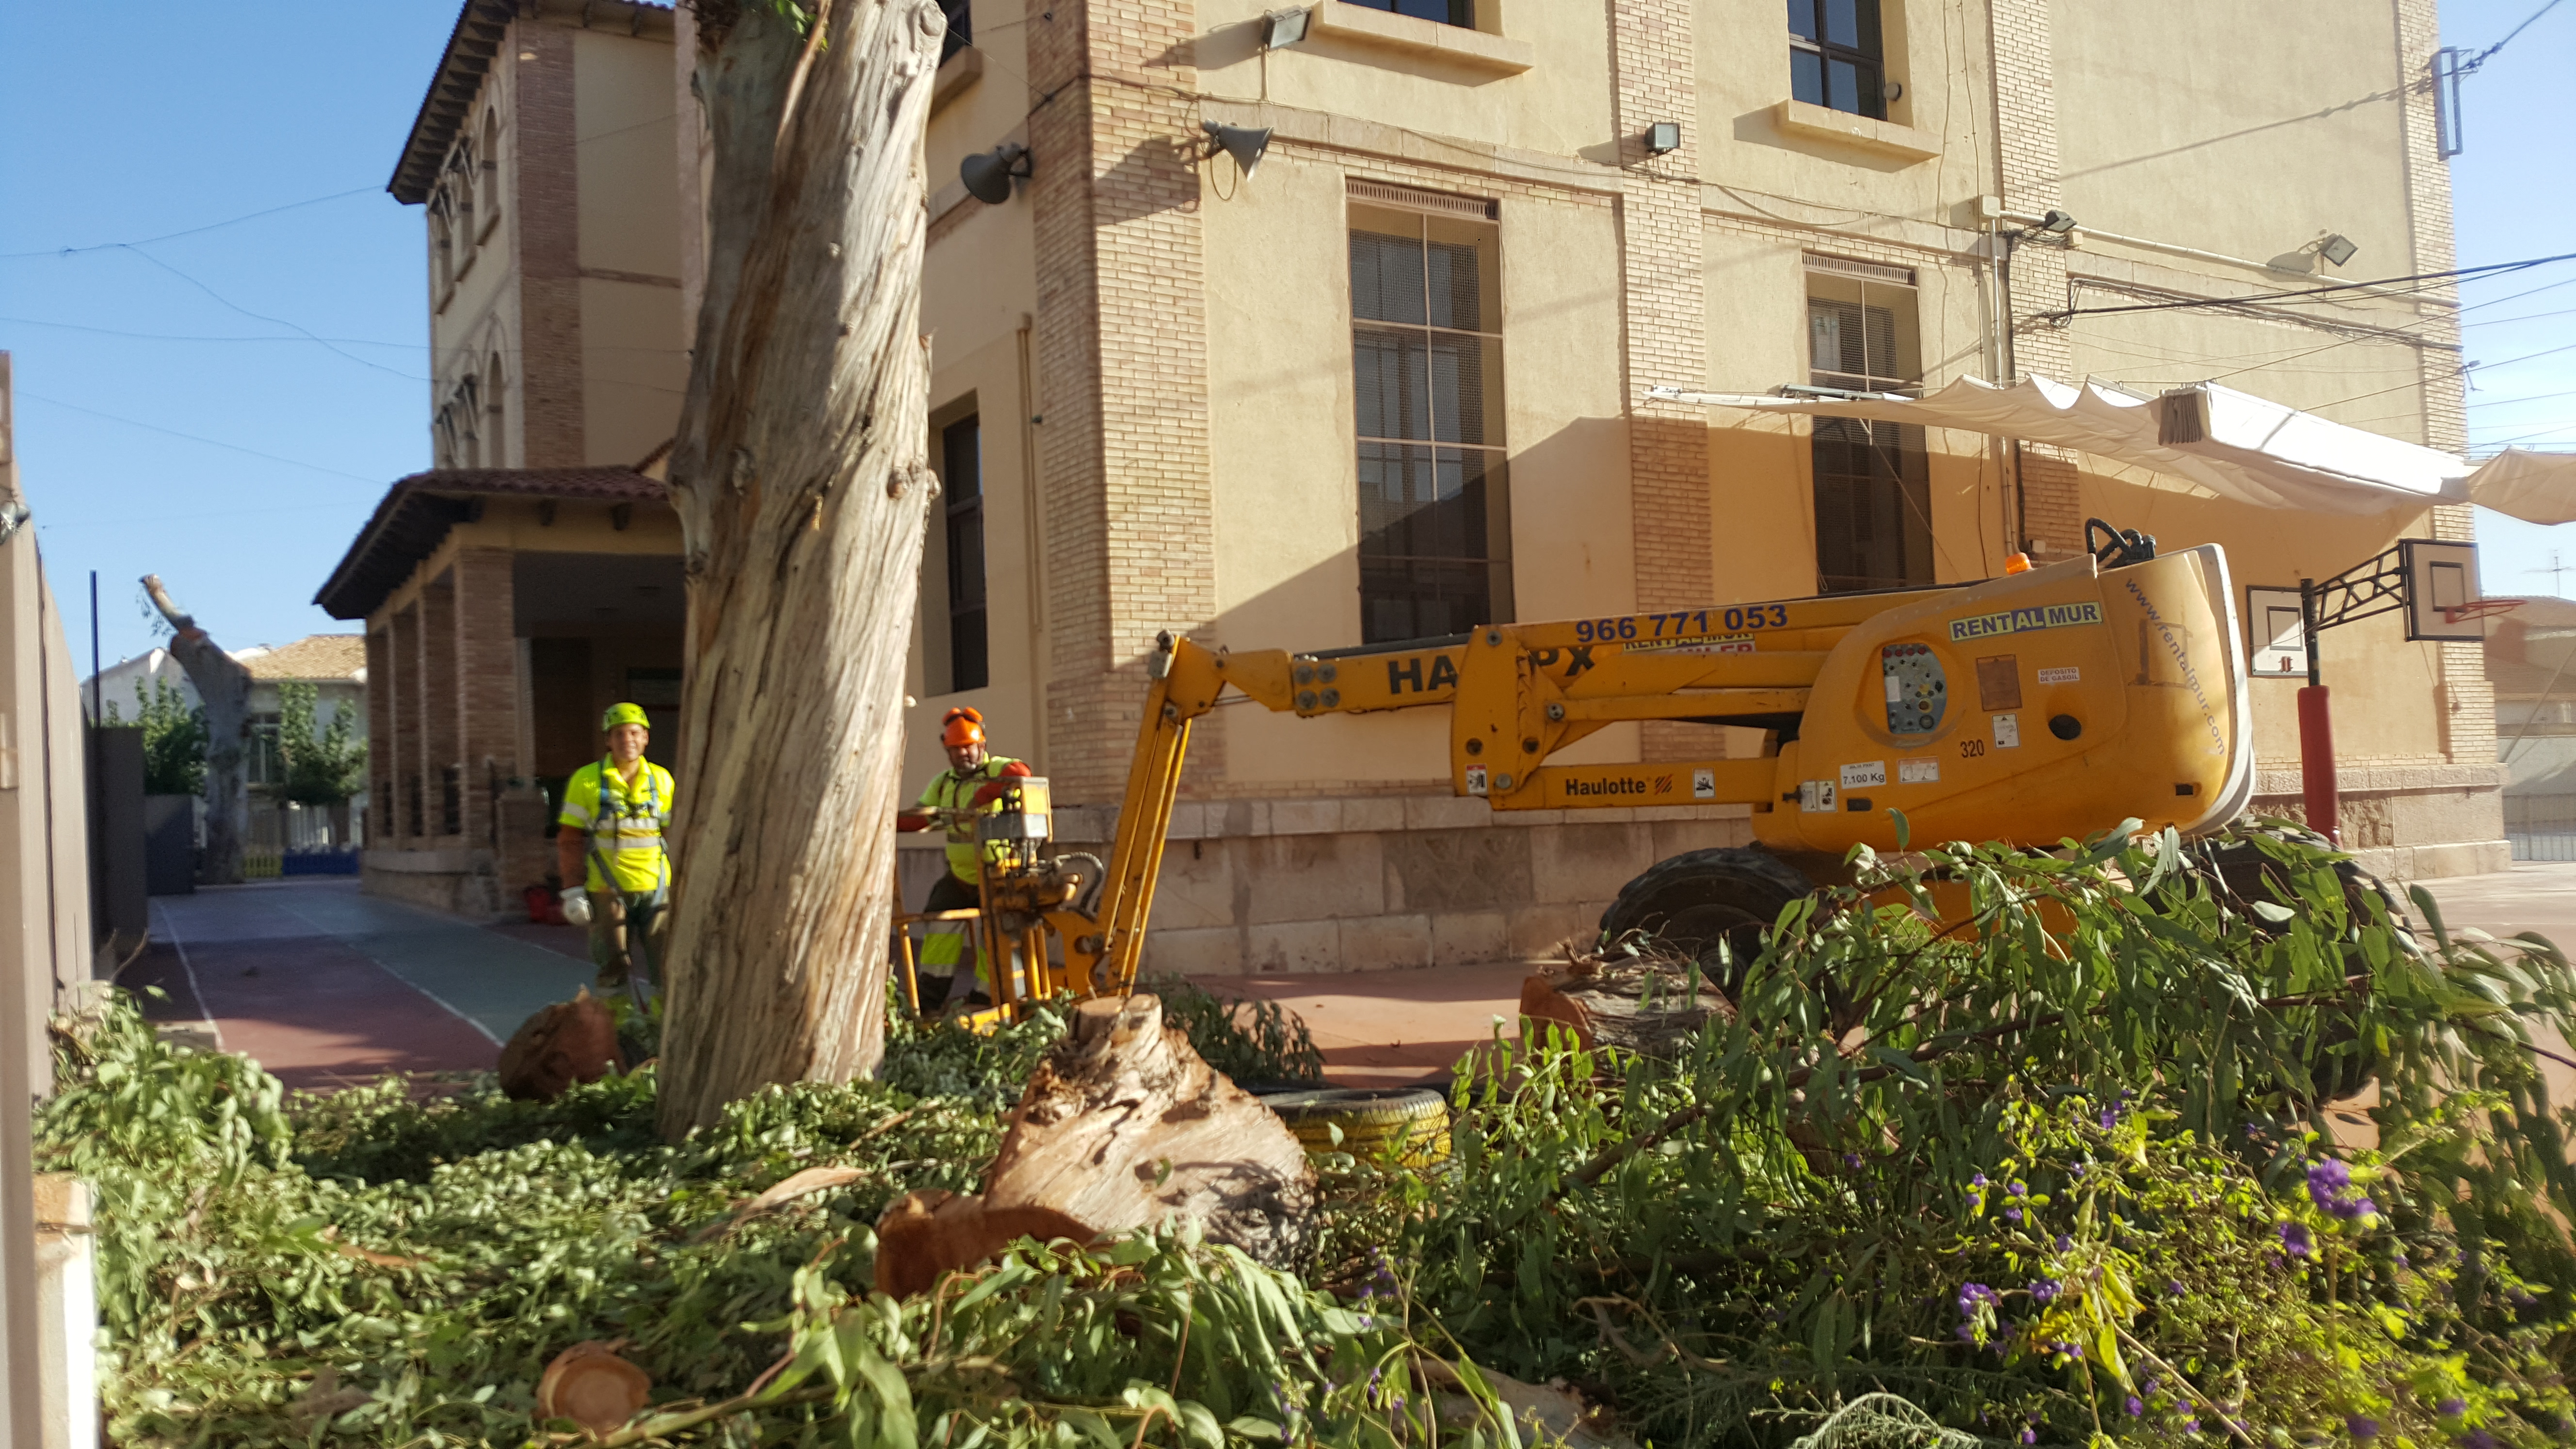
top-left (2029, 1279), bottom-right (2061, 1304)
top-left (1972, 1173), bottom-right (1989, 1187)
top-left (1845, 1152), bottom-right (1864, 1168)
top-left (2167, 1280), bottom-right (2187, 1297)
top-left (2278, 1221), bottom-right (2314, 1258)
top-left (2005, 1207), bottom-right (2024, 1224)
top-left (2100, 1109), bottom-right (2120, 1130)
top-left (2308, 1160), bottom-right (2351, 1202)
top-left (2055, 1235), bottom-right (2073, 1252)
top-left (2019, 1431), bottom-right (2037, 1445)
top-left (2009, 1181), bottom-right (2029, 1197)
top-left (2347, 1416), bottom-right (2380, 1441)
top-left (1957, 1282), bottom-right (2000, 1313)
top-left (2308, 1160), bottom-right (2377, 1219)
top-left (2437, 1399), bottom-right (2467, 1419)
top-left (2125, 1397), bottom-right (2145, 1417)
top-left (2185, 1418), bottom-right (2203, 1436)
top-left (2460, 1433), bottom-right (2499, 1449)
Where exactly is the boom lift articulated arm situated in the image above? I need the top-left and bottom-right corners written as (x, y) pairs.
top-left (962, 539), bottom-right (2253, 1006)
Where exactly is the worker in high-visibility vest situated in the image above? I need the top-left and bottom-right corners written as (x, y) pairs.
top-left (895, 707), bottom-right (1030, 1006)
top-left (557, 702), bottom-right (676, 991)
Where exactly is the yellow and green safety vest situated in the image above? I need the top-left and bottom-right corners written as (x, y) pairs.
top-left (918, 756), bottom-right (1024, 884)
top-left (559, 755), bottom-right (676, 894)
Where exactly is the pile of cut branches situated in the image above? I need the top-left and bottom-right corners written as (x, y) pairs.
top-left (42, 823), bottom-right (2576, 1447)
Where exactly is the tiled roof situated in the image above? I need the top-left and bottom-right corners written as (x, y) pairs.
top-left (241, 635), bottom-right (368, 683)
top-left (314, 467), bottom-right (669, 621)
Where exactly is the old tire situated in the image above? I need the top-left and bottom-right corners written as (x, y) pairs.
top-left (1596, 846), bottom-right (1816, 991)
top-left (1257, 1087), bottom-right (1450, 1167)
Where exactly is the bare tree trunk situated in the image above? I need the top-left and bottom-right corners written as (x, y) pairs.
top-left (655, 0), bottom-right (945, 1136)
top-left (142, 574), bottom-right (250, 886)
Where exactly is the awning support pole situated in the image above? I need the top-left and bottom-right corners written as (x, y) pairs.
top-left (2298, 577), bottom-right (2339, 845)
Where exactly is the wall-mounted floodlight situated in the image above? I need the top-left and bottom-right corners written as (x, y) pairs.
top-left (1644, 121), bottom-right (1682, 155)
top-left (960, 143), bottom-right (1032, 205)
top-left (2319, 233), bottom-right (2359, 268)
top-left (1202, 121), bottom-right (1273, 181)
top-left (2037, 209), bottom-right (2078, 234)
top-left (1262, 6), bottom-right (1312, 48)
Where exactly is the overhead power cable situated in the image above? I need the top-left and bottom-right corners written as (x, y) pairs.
top-left (2040, 250), bottom-right (2576, 323)
top-left (0, 187), bottom-right (377, 260)
top-left (15, 391), bottom-right (384, 483)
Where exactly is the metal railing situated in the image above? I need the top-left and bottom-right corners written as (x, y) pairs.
top-left (2506, 794), bottom-right (2576, 863)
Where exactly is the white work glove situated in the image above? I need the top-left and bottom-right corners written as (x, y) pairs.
top-left (560, 887), bottom-right (593, 926)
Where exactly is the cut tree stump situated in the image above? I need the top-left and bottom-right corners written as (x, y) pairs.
top-left (1519, 954), bottom-right (1735, 1059)
top-left (875, 994), bottom-right (1316, 1298)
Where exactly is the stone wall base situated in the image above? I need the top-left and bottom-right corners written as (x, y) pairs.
top-left (1057, 797), bottom-right (1758, 975)
top-left (2249, 767), bottom-right (2507, 882)
top-left (363, 846), bottom-right (507, 920)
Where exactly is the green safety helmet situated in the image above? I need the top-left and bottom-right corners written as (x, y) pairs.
top-left (601, 702), bottom-right (651, 732)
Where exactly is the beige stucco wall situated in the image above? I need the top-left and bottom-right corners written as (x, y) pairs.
top-left (2051, 0), bottom-right (2413, 271)
top-left (1695, 0), bottom-right (1996, 226)
top-left (1194, 0), bottom-right (1615, 159)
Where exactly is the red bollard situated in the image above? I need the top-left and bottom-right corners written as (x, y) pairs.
top-left (2298, 685), bottom-right (2339, 845)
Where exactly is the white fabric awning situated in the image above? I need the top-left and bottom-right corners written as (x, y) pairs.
top-left (1648, 375), bottom-right (2576, 524)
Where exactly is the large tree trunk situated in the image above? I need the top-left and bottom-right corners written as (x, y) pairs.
top-left (655, 0), bottom-right (946, 1136)
top-left (141, 574), bottom-right (250, 886)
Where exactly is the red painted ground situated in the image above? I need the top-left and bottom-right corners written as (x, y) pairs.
top-left (130, 933), bottom-right (497, 1093)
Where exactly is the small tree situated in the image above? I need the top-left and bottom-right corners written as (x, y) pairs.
top-left (102, 676), bottom-right (209, 796)
top-left (273, 682), bottom-right (367, 807)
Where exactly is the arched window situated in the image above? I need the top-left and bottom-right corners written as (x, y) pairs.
top-left (476, 107), bottom-right (502, 238)
top-left (446, 140), bottom-right (477, 266)
top-left (433, 398), bottom-right (459, 468)
top-left (456, 375), bottom-right (482, 468)
top-left (484, 351), bottom-right (508, 468)
top-left (427, 186), bottom-right (455, 296)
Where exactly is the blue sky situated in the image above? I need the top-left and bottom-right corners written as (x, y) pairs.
top-left (0, 3), bottom-right (2569, 676)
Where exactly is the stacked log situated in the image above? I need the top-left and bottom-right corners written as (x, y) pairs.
top-left (875, 994), bottom-right (1315, 1298)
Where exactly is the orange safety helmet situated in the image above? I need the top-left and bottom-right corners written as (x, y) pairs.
top-left (940, 707), bottom-right (987, 749)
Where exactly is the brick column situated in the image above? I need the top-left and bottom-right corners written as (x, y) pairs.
top-left (389, 601), bottom-right (423, 841)
top-left (1987, 0), bottom-right (2082, 560)
top-left (419, 570), bottom-right (461, 840)
top-left (365, 624), bottom-right (395, 844)
top-left (451, 548), bottom-right (518, 849)
top-left (511, 20), bottom-right (586, 466)
top-left (2389, 0), bottom-right (2492, 771)
top-left (1611, 0), bottom-right (1712, 760)
top-left (1027, 0), bottom-right (1215, 802)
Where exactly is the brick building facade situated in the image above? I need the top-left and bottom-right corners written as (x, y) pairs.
top-left (343, 0), bottom-right (2501, 944)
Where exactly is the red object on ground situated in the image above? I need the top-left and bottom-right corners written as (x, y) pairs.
top-left (523, 883), bottom-right (565, 925)
top-left (2298, 685), bottom-right (2339, 845)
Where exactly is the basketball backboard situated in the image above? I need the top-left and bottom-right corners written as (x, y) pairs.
top-left (2247, 587), bottom-right (2306, 677)
top-left (2399, 538), bottom-right (2485, 642)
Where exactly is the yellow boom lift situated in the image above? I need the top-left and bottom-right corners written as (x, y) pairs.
top-left (894, 527), bottom-right (2251, 1018)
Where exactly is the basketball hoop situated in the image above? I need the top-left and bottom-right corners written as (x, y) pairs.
top-left (2438, 596), bottom-right (2524, 625)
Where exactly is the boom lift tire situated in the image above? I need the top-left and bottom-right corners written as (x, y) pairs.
top-left (1596, 846), bottom-right (1817, 994)
top-left (2161, 829), bottom-right (2409, 1103)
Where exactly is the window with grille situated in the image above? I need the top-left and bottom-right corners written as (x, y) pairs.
top-left (1806, 264), bottom-right (1930, 593)
top-left (1349, 204), bottom-right (1513, 644)
top-left (1346, 0), bottom-right (1474, 26)
top-left (942, 415), bottom-right (989, 692)
top-left (1788, 0), bottom-right (1887, 119)
top-left (940, 0), bottom-right (971, 64)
